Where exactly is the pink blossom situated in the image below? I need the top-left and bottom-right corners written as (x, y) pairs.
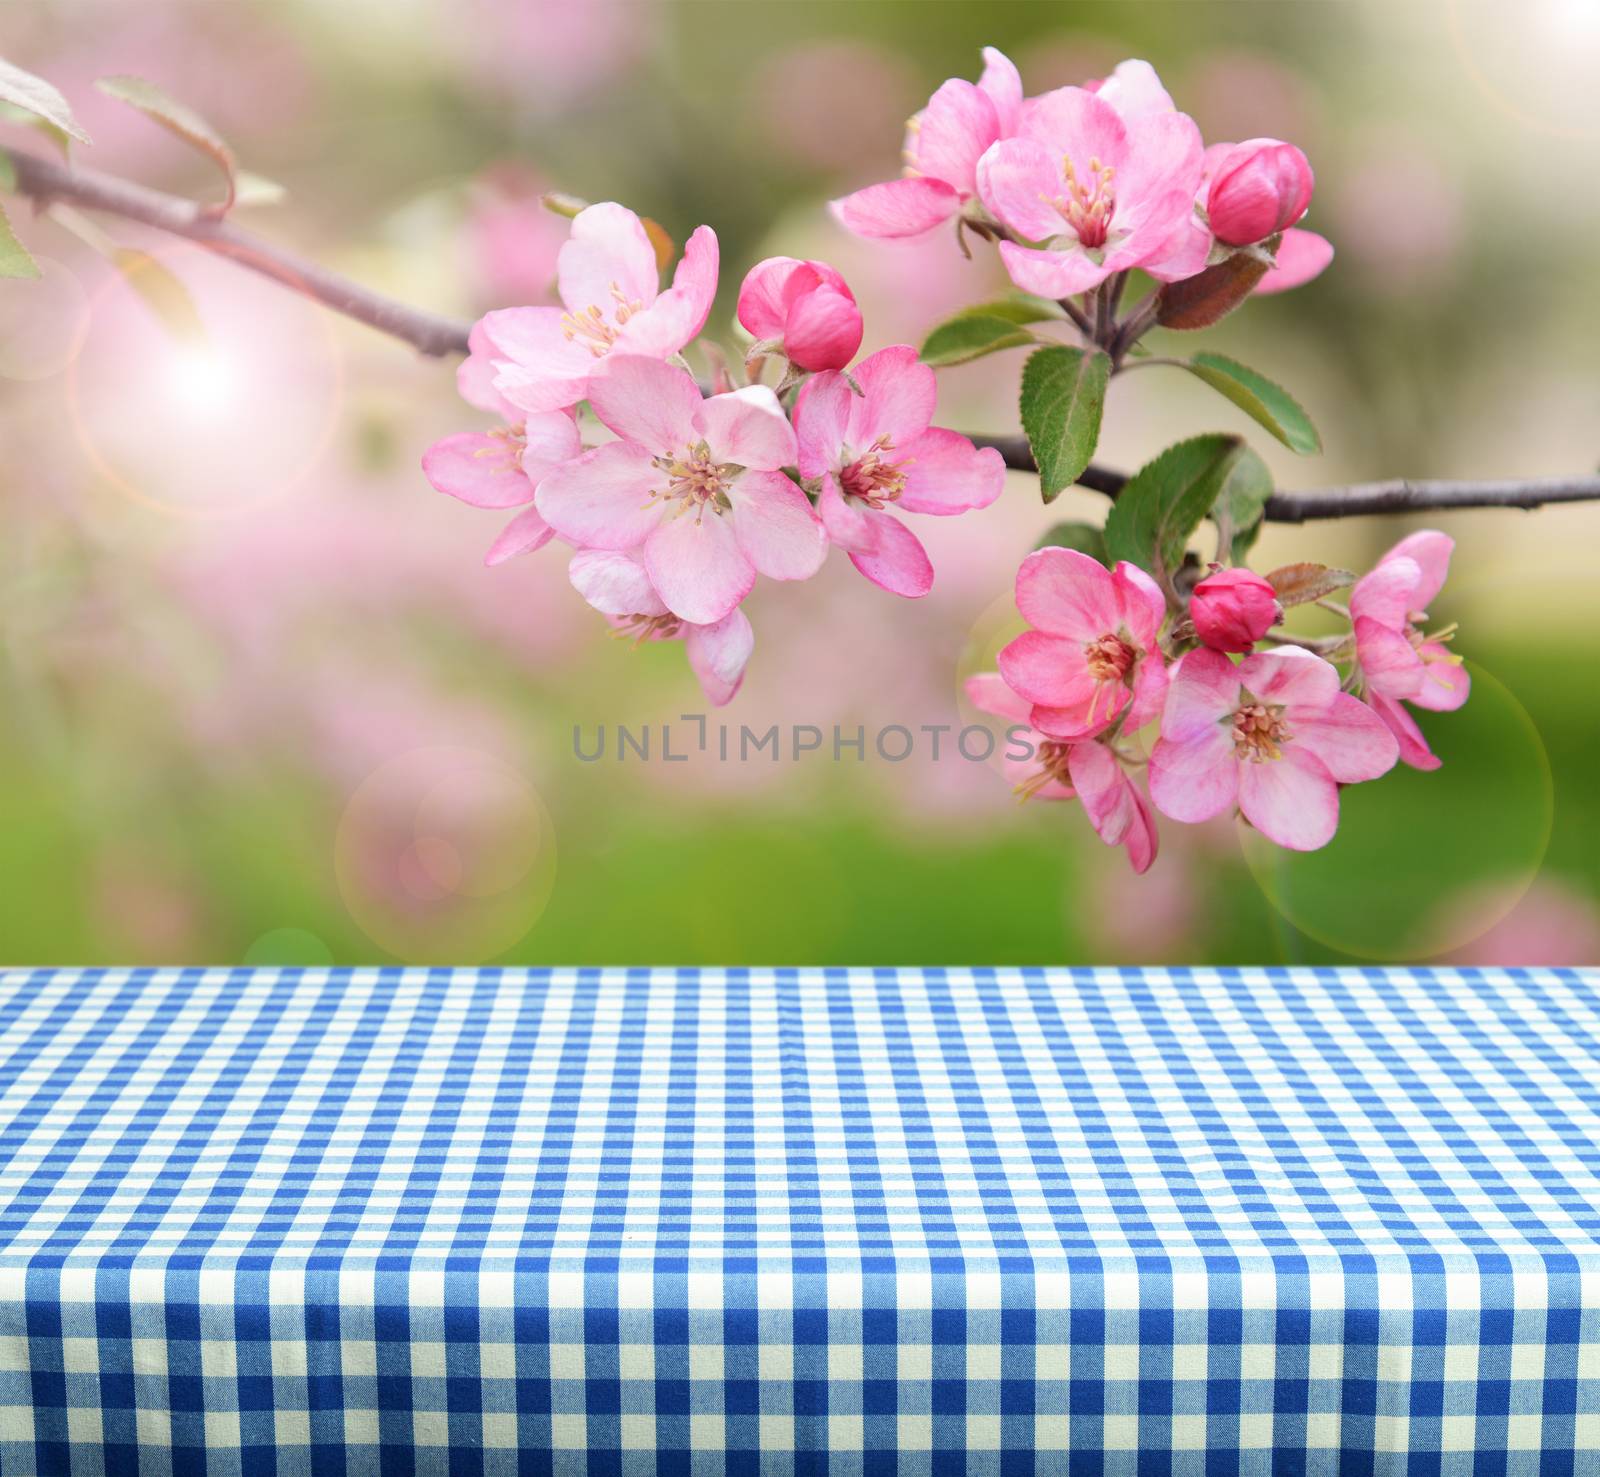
top-left (1149, 647), bottom-right (1399, 851)
top-left (1190, 568), bottom-right (1281, 653)
top-left (475, 203), bottom-right (717, 415)
top-left (996, 547), bottom-right (1170, 741)
top-left (535, 356), bottom-right (825, 625)
top-left (976, 64), bottom-right (1206, 297)
top-left (1350, 531), bottom-right (1469, 771)
top-left (1252, 228), bottom-right (1334, 296)
top-left (966, 672), bottom-right (1158, 872)
top-left (737, 257), bottom-right (864, 372)
top-left (1206, 138), bottom-right (1314, 247)
top-left (832, 47), bottom-right (1023, 239)
top-left (792, 346), bottom-right (1004, 598)
top-left (569, 549), bottom-right (753, 706)
top-left (421, 406), bottom-right (582, 566)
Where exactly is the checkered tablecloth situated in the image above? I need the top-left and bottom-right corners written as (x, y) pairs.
top-left (0, 967), bottom-right (1596, 1474)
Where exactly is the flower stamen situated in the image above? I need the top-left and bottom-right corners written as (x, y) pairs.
top-left (1232, 702), bottom-right (1292, 762)
top-left (840, 434), bottom-right (912, 508)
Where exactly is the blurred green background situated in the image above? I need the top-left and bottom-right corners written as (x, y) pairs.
top-left (1, 0), bottom-right (1596, 966)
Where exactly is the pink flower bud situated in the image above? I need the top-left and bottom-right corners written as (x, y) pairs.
top-left (737, 256), bottom-right (863, 372)
top-left (1190, 569), bottom-right (1282, 653)
top-left (1206, 139), bottom-right (1314, 247)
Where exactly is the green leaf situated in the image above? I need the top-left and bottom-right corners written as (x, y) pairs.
top-left (95, 75), bottom-right (236, 213)
top-left (1213, 444), bottom-right (1274, 564)
top-left (1034, 521), bottom-right (1108, 565)
top-left (1019, 345), bottom-right (1111, 503)
top-left (1183, 353), bottom-right (1321, 454)
top-left (0, 200), bottom-right (40, 279)
top-left (920, 313), bottom-right (1040, 367)
top-left (113, 248), bottom-right (205, 341)
top-left (0, 57), bottom-right (91, 145)
top-left (1104, 433), bottom-right (1244, 578)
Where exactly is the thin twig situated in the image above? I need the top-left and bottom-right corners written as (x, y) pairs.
top-left (10, 146), bottom-right (1600, 523)
top-left (5, 147), bottom-right (472, 357)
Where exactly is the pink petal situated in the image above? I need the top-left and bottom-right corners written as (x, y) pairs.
top-left (976, 138), bottom-right (1068, 242)
top-left (977, 48), bottom-right (1023, 136)
top-left (1028, 686), bottom-right (1128, 742)
top-left (1019, 86), bottom-right (1129, 172)
top-left (1381, 530), bottom-right (1454, 610)
top-left (1253, 229), bottom-right (1334, 296)
top-left (1350, 556), bottom-right (1419, 629)
top-left (816, 473), bottom-right (876, 554)
top-left (1354, 616), bottom-right (1425, 701)
top-left (847, 346), bottom-right (937, 451)
top-left (997, 630), bottom-right (1094, 709)
top-left (569, 549), bottom-right (668, 617)
top-left (617, 225), bottom-right (719, 358)
top-left (1092, 59), bottom-right (1177, 122)
top-left (1149, 725), bottom-right (1238, 823)
top-left (737, 256), bottom-right (813, 341)
top-left (965, 671), bottom-right (1032, 726)
top-left (1237, 747), bottom-right (1340, 851)
top-left (846, 508), bottom-right (933, 598)
top-left (459, 322), bottom-right (521, 419)
top-left (587, 355), bottom-right (702, 456)
top-left (684, 606), bottom-right (754, 707)
top-left (830, 177), bottom-right (962, 239)
top-left (1160, 648), bottom-right (1241, 743)
top-left (1411, 649), bottom-right (1470, 713)
top-left (482, 308), bottom-right (596, 414)
top-left (1370, 691), bottom-right (1441, 772)
top-left (1067, 741), bottom-right (1136, 845)
top-left (782, 285), bottom-right (863, 373)
top-left (1292, 691), bottom-right (1399, 783)
top-left (1114, 561), bottom-right (1168, 648)
top-left (534, 441), bottom-right (661, 550)
top-left (894, 429), bottom-right (1005, 515)
top-left (998, 239), bottom-right (1115, 298)
top-left (793, 372), bottom-right (853, 478)
top-left (520, 411), bottom-right (584, 483)
top-left (1122, 784), bottom-right (1160, 874)
top-left (1137, 208), bottom-right (1213, 283)
top-left (1123, 654), bottom-right (1170, 734)
top-left (1237, 647), bottom-right (1341, 710)
top-left (557, 203), bottom-right (661, 318)
top-left (643, 510), bottom-right (755, 625)
top-left (1113, 113), bottom-right (1205, 229)
top-left (1014, 547), bottom-right (1122, 640)
top-left (729, 470), bottom-right (827, 581)
top-left (912, 80), bottom-right (1000, 195)
top-left (422, 432), bottom-right (532, 509)
top-left (483, 505), bottom-right (556, 566)
top-left (696, 386), bottom-right (797, 472)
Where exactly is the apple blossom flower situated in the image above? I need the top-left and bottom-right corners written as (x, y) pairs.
top-left (1350, 530), bottom-right (1469, 771)
top-left (996, 547), bottom-right (1170, 741)
top-left (474, 202), bottom-right (717, 415)
top-left (570, 548), bottom-right (753, 706)
top-left (976, 66), bottom-right (1206, 297)
top-left (966, 671), bottom-right (1158, 872)
top-left (535, 356), bottom-right (825, 625)
top-left (1206, 138), bottom-right (1314, 247)
top-left (832, 47), bottom-right (1023, 239)
top-left (1189, 568), bottom-right (1282, 653)
top-left (1252, 228), bottom-right (1334, 296)
top-left (1149, 646), bottom-right (1399, 851)
top-left (737, 257), bottom-right (863, 372)
top-left (792, 345), bottom-right (1005, 598)
top-left (422, 408), bottom-right (582, 566)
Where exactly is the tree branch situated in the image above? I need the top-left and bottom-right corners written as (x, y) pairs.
top-left (970, 437), bottom-right (1600, 522)
top-left (4, 147), bottom-right (472, 358)
top-left (9, 146), bottom-right (1599, 523)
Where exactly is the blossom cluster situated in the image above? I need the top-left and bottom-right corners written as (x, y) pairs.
top-left (833, 49), bottom-right (1331, 298)
top-left (424, 202), bottom-right (1002, 704)
top-left (423, 49), bottom-right (1471, 869)
top-left (968, 532), bottom-right (1468, 871)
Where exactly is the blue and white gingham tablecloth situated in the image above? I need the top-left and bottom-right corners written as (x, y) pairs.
top-left (0, 966), bottom-right (1597, 1474)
